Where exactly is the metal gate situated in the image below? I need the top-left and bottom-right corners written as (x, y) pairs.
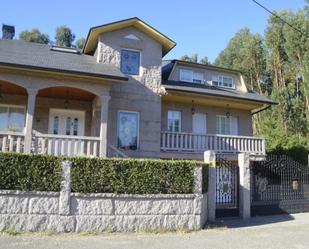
top-left (216, 156), bottom-right (239, 218)
top-left (251, 155), bottom-right (309, 216)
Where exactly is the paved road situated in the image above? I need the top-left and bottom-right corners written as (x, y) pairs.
top-left (1, 213), bottom-right (309, 249)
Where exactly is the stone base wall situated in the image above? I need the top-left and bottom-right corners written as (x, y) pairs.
top-left (0, 190), bottom-right (207, 232)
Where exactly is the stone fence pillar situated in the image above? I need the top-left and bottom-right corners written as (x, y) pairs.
top-left (238, 153), bottom-right (251, 219)
top-left (204, 150), bottom-right (216, 222)
top-left (59, 160), bottom-right (72, 215)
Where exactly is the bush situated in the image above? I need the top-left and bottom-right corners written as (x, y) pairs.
top-left (70, 157), bottom-right (204, 194)
top-left (0, 153), bottom-right (207, 194)
top-left (0, 153), bottom-right (61, 191)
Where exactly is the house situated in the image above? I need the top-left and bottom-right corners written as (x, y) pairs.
top-left (0, 18), bottom-right (275, 160)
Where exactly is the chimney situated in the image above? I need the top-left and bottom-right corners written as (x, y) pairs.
top-left (2, 24), bottom-right (15, 40)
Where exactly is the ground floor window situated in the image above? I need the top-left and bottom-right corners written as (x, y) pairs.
top-left (168, 110), bottom-right (181, 132)
top-left (216, 115), bottom-right (238, 135)
top-left (117, 111), bottom-right (139, 150)
top-left (0, 105), bottom-right (25, 132)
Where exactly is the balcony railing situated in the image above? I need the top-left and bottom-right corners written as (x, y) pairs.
top-left (161, 131), bottom-right (266, 156)
top-left (0, 131), bottom-right (25, 153)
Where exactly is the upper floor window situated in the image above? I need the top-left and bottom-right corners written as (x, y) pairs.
top-left (168, 111), bottom-right (181, 132)
top-left (180, 69), bottom-right (204, 84)
top-left (120, 49), bottom-right (140, 75)
top-left (212, 75), bottom-right (235, 89)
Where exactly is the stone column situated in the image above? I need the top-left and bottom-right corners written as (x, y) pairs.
top-left (59, 160), bottom-right (72, 215)
top-left (239, 153), bottom-right (251, 219)
top-left (204, 150), bottom-right (216, 222)
top-left (99, 95), bottom-right (111, 157)
top-left (24, 88), bottom-right (38, 153)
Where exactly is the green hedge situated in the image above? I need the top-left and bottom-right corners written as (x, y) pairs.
top-left (70, 157), bottom-right (204, 194)
top-left (0, 153), bottom-right (61, 191)
top-left (0, 153), bottom-right (208, 194)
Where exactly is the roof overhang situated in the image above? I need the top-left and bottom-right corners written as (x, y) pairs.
top-left (0, 62), bottom-right (129, 83)
top-left (162, 84), bottom-right (277, 111)
top-left (83, 17), bottom-right (176, 56)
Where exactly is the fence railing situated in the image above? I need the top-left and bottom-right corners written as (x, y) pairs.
top-left (160, 131), bottom-right (266, 155)
top-left (33, 131), bottom-right (100, 157)
top-left (0, 131), bottom-right (25, 153)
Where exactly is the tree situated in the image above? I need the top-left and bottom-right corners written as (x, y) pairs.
top-left (179, 54), bottom-right (210, 64)
top-left (19, 28), bottom-right (49, 44)
top-left (75, 37), bottom-right (85, 50)
top-left (55, 25), bottom-right (75, 47)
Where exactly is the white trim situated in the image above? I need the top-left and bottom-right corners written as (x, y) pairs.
top-left (120, 48), bottom-right (142, 76)
top-left (211, 75), bottom-right (235, 89)
top-left (117, 110), bottom-right (140, 150)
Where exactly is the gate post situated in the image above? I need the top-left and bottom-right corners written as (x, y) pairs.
top-left (204, 150), bottom-right (216, 222)
top-left (238, 153), bottom-right (251, 219)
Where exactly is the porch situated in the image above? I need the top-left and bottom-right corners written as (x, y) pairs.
top-left (0, 76), bottom-right (111, 157)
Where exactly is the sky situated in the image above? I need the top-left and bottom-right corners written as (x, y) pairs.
top-left (1, 0), bottom-right (307, 62)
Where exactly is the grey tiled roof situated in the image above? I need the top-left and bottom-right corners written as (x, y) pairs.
top-left (163, 81), bottom-right (276, 105)
top-left (0, 39), bottom-right (127, 80)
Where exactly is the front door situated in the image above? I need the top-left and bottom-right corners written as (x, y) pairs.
top-left (48, 109), bottom-right (85, 136)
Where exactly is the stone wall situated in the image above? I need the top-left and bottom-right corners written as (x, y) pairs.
top-left (0, 191), bottom-right (207, 232)
top-left (0, 161), bottom-right (208, 232)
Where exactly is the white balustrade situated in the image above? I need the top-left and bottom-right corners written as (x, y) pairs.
top-left (0, 131), bottom-right (25, 153)
top-left (33, 132), bottom-right (100, 157)
top-left (161, 131), bottom-right (265, 155)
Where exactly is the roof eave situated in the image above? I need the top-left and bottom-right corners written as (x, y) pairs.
top-left (0, 62), bottom-right (129, 82)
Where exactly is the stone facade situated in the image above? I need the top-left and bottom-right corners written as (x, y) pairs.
top-left (97, 27), bottom-right (163, 158)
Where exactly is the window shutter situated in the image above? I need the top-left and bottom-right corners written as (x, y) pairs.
top-left (230, 116), bottom-right (238, 135)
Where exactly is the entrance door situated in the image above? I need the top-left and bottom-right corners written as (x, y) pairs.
top-left (48, 109), bottom-right (85, 136)
top-left (192, 113), bottom-right (207, 150)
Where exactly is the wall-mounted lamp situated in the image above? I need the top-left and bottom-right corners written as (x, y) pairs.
top-left (64, 90), bottom-right (70, 109)
top-left (226, 104), bottom-right (230, 119)
top-left (191, 100), bottom-right (195, 115)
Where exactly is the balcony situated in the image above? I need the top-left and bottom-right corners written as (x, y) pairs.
top-left (160, 131), bottom-right (266, 156)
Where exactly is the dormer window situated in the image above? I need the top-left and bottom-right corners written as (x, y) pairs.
top-left (180, 69), bottom-right (204, 84)
top-left (120, 49), bottom-right (140, 75)
top-left (212, 75), bottom-right (235, 89)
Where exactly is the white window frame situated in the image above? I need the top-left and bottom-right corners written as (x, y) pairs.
top-left (193, 72), bottom-right (204, 84)
top-left (0, 104), bottom-right (26, 132)
top-left (180, 69), bottom-right (193, 82)
top-left (211, 75), bottom-right (235, 89)
top-left (117, 110), bottom-right (140, 150)
top-left (216, 115), bottom-right (238, 135)
top-left (120, 48), bottom-right (141, 76)
top-left (167, 110), bottom-right (182, 132)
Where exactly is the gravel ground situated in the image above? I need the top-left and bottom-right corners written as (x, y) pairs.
top-left (1, 213), bottom-right (309, 249)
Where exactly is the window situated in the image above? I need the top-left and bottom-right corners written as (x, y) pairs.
top-left (117, 111), bottom-right (139, 150)
top-left (73, 118), bottom-right (78, 136)
top-left (216, 115), bottom-right (238, 135)
top-left (53, 116), bottom-right (59, 135)
top-left (193, 72), bottom-right (204, 84)
top-left (212, 75), bottom-right (235, 88)
top-left (168, 111), bottom-right (181, 132)
top-left (0, 105), bottom-right (25, 132)
top-left (180, 69), bottom-right (204, 84)
top-left (66, 117), bottom-right (71, 135)
top-left (120, 49), bottom-right (140, 75)
top-left (180, 69), bottom-right (193, 82)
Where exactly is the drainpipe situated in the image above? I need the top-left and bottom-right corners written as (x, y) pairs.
top-left (251, 104), bottom-right (272, 115)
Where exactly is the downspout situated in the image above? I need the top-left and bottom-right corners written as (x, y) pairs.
top-left (251, 104), bottom-right (272, 115)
